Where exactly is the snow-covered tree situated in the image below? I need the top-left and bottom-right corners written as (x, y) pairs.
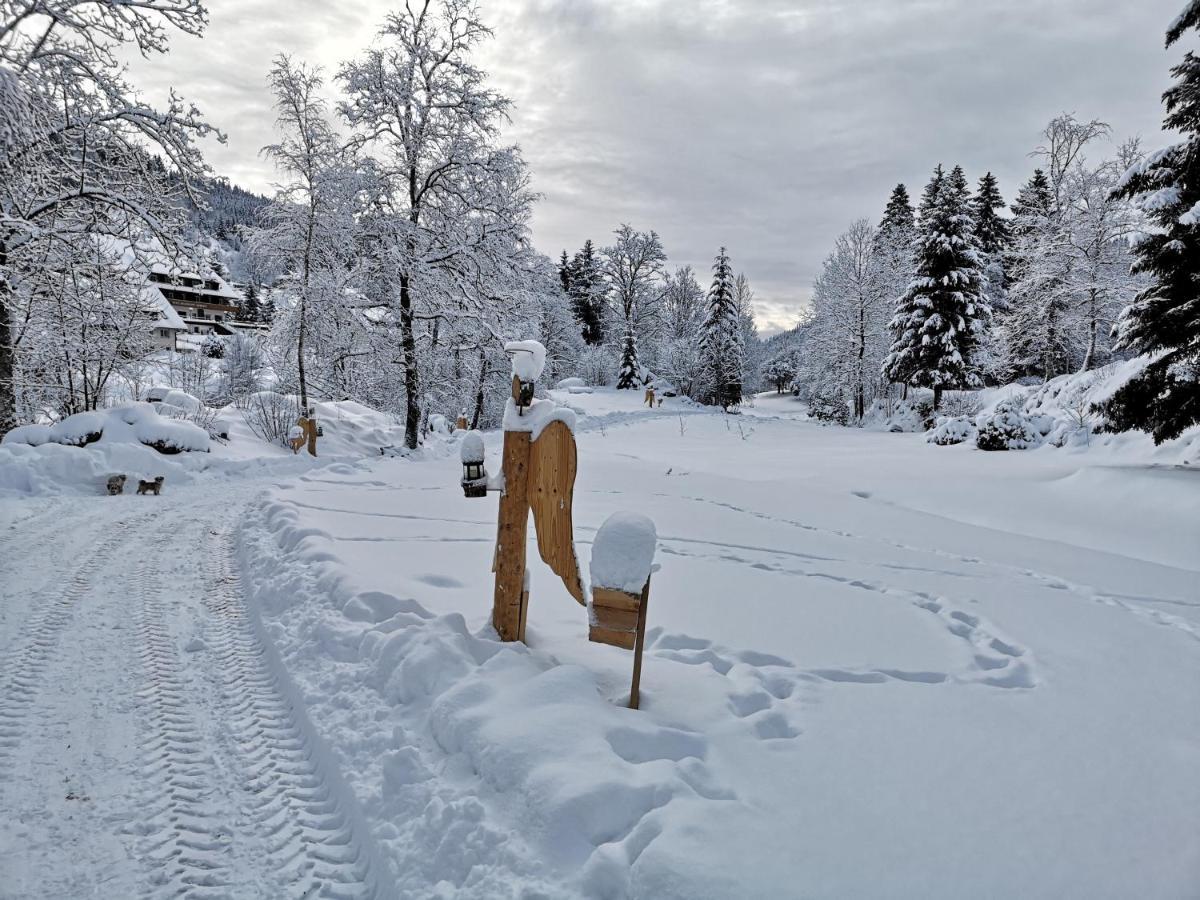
top-left (0, 0), bottom-right (217, 430)
top-left (338, 0), bottom-right (537, 447)
top-left (1001, 116), bottom-right (1144, 379)
top-left (735, 273), bottom-right (762, 395)
top-left (603, 225), bottom-right (666, 385)
top-left (616, 326), bottom-right (640, 390)
top-left (876, 183), bottom-right (917, 308)
top-left (1102, 3), bottom-right (1200, 441)
top-left (657, 265), bottom-right (707, 398)
top-left (762, 353), bottom-right (798, 393)
top-left (802, 219), bottom-right (890, 420)
top-left (883, 165), bottom-right (989, 409)
top-left (566, 240), bottom-right (606, 345)
top-left (248, 55), bottom-right (360, 412)
top-left (700, 247), bottom-right (743, 409)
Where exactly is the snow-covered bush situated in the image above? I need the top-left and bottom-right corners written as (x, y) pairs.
top-left (938, 391), bottom-right (983, 419)
top-left (134, 416), bottom-right (210, 454)
top-left (975, 402), bottom-right (1042, 451)
top-left (47, 411), bottom-right (106, 447)
top-left (577, 345), bottom-right (617, 387)
top-left (928, 416), bottom-right (977, 446)
top-left (808, 391), bottom-right (849, 426)
top-left (242, 391), bottom-right (301, 447)
top-left (1, 424), bottom-right (52, 447)
top-left (886, 397), bottom-right (935, 433)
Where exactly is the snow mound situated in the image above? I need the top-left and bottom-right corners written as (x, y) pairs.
top-left (503, 397), bottom-right (576, 440)
top-left (505, 340), bottom-right (547, 382)
top-left (3, 404), bottom-right (209, 454)
top-left (1, 424), bottom-right (51, 447)
top-left (460, 430), bottom-right (485, 463)
top-left (590, 511), bottom-right (658, 594)
top-left (927, 415), bottom-right (976, 446)
top-left (47, 411), bottom-right (106, 447)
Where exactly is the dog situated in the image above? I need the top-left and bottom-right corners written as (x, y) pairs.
top-left (106, 474), bottom-right (127, 495)
top-left (136, 476), bottom-right (165, 496)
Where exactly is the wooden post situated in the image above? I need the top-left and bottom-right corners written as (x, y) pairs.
top-left (589, 577), bottom-right (652, 709)
top-left (629, 578), bottom-right (650, 710)
top-left (493, 376), bottom-right (531, 642)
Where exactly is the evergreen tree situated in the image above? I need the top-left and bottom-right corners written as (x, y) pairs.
top-left (260, 295), bottom-right (277, 325)
top-left (971, 172), bottom-right (1010, 257)
top-left (558, 250), bottom-right (571, 293)
top-left (1102, 3), bottom-right (1200, 441)
top-left (700, 247), bottom-right (744, 409)
top-left (568, 240), bottom-right (605, 345)
top-left (1002, 169), bottom-right (1067, 379)
top-left (876, 183), bottom-right (917, 309)
top-left (239, 283), bottom-right (262, 323)
top-left (971, 172), bottom-right (1011, 378)
top-left (880, 183), bottom-right (916, 239)
top-left (616, 325), bottom-right (639, 389)
top-left (882, 165), bottom-right (989, 409)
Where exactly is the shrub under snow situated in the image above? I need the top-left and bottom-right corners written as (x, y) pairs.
top-left (975, 402), bottom-right (1042, 451)
top-left (927, 415), bottom-right (976, 446)
top-left (1, 404), bottom-right (209, 454)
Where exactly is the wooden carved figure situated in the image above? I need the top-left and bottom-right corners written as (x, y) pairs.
top-left (461, 340), bottom-right (585, 643)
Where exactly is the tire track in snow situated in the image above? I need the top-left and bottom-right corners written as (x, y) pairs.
top-left (201, 520), bottom-right (380, 899)
top-left (0, 519), bottom-right (142, 773)
top-left (129, 551), bottom-right (235, 899)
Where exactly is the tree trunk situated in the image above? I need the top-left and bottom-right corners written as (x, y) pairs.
top-left (0, 238), bottom-right (16, 433)
top-left (933, 385), bottom-right (943, 411)
top-left (471, 347), bottom-right (488, 430)
top-left (1080, 291), bottom-right (1098, 373)
top-left (398, 271), bottom-right (421, 449)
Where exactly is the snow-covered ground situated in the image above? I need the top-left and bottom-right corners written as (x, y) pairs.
top-left (1, 388), bottom-right (1197, 898)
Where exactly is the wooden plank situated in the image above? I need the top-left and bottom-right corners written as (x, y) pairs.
top-left (528, 419), bottom-right (585, 605)
top-left (591, 586), bottom-right (641, 612)
top-left (592, 606), bottom-right (640, 632)
top-left (492, 429), bottom-right (531, 642)
top-left (589, 625), bottom-right (636, 650)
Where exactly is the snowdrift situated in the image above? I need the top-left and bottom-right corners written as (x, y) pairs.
top-left (2, 403), bottom-right (209, 454)
top-left (925, 358), bottom-right (1200, 463)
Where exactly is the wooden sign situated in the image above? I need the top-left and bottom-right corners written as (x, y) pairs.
top-left (590, 579), bottom-right (651, 709)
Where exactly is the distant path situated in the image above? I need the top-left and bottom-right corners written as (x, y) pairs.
top-left (0, 483), bottom-right (382, 900)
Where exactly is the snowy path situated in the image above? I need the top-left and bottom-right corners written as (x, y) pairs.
top-left (0, 485), bottom-right (381, 899)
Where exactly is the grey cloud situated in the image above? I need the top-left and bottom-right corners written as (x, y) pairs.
top-left (129, 0), bottom-right (1178, 332)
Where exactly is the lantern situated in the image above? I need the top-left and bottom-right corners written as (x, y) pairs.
top-left (460, 430), bottom-right (488, 498)
top-left (516, 378), bottom-right (535, 410)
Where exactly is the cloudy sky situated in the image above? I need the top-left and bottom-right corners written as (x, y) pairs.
top-left (128, 0), bottom-right (1181, 334)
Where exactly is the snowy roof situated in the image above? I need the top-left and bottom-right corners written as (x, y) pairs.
top-left (141, 286), bottom-right (187, 331)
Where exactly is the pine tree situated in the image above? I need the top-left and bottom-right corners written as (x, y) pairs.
top-left (972, 172), bottom-right (1010, 257)
top-left (971, 172), bottom-right (1011, 378)
top-left (568, 240), bottom-right (605, 345)
top-left (239, 283), bottom-right (262, 323)
top-left (261, 295), bottom-right (276, 325)
top-left (1101, 3), bottom-right (1200, 441)
top-left (700, 247), bottom-right (744, 409)
top-left (882, 165), bottom-right (989, 409)
top-left (616, 325), bottom-right (639, 389)
top-left (1002, 169), bottom-right (1067, 379)
top-left (876, 183), bottom-right (917, 310)
top-left (558, 250), bottom-right (571, 293)
top-left (880, 184), bottom-right (916, 239)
